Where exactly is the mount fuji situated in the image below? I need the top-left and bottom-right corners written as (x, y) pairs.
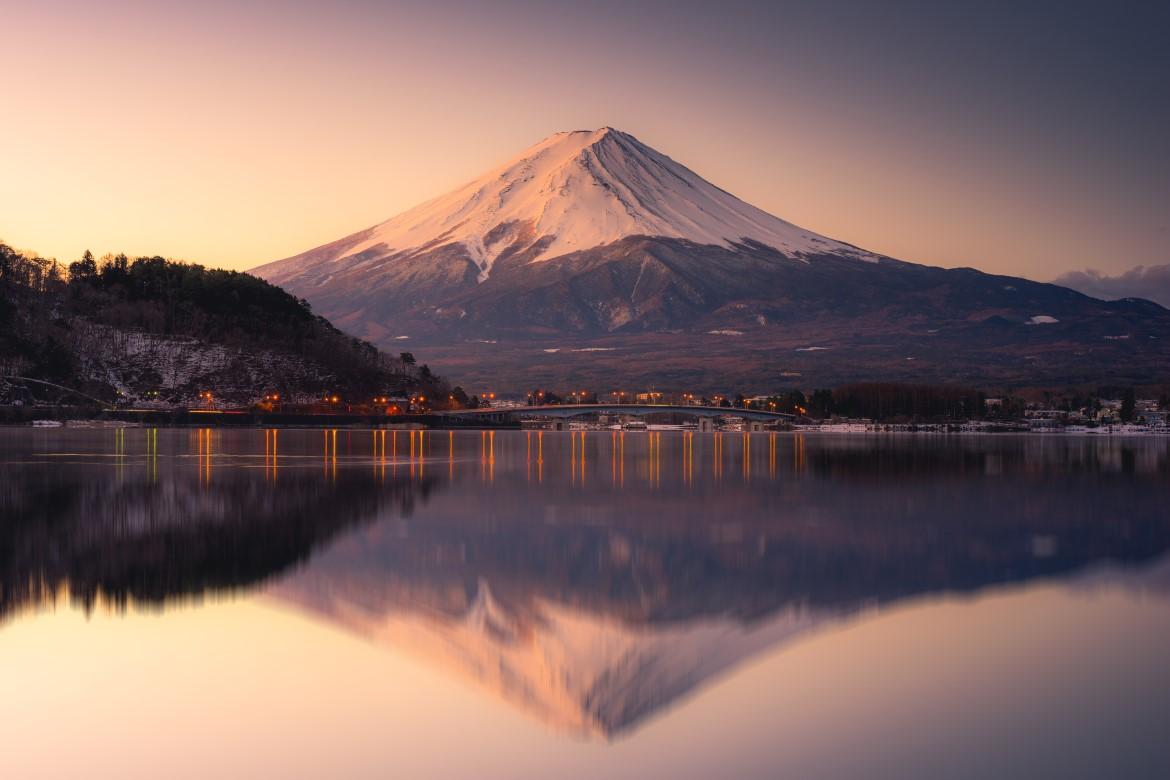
top-left (253, 128), bottom-right (1170, 391)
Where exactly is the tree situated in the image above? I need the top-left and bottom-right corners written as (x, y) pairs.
top-left (810, 388), bottom-right (834, 418)
top-left (97, 253), bottom-right (129, 283)
top-left (777, 390), bottom-right (807, 415)
top-left (1120, 387), bottom-right (1136, 422)
top-left (832, 382), bottom-right (985, 422)
top-left (528, 388), bottom-right (561, 405)
top-left (68, 250), bottom-right (97, 281)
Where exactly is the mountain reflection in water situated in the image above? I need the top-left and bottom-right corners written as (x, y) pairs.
top-left (1, 428), bottom-right (1168, 739)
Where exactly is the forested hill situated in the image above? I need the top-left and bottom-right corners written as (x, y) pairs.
top-left (0, 244), bottom-right (450, 407)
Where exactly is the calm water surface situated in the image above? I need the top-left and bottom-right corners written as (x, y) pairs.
top-left (2, 428), bottom-right (1169, 779)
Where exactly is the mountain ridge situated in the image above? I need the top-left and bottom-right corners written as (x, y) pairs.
top-left (253, 127), bottom-right (877, 286)
top-left (252, 128), bottom-right (1170, 391)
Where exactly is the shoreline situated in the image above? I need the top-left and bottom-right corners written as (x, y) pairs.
top-left (7, 419), bottom-right (1169, 436)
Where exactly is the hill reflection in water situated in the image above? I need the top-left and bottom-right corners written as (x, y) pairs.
top-left (2, 428), bottom-right (1168, 739)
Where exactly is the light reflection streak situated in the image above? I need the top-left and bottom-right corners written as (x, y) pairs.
top-left (743, 432), bottom-right (751, 483)
top-left (769, 432), bottom-right (777, 480)
top-left (320, 429), bottom-right (337, 482)
top-left (611, 430), bottom-right (617, 487)
top-left (195, 428), bottom-right (213, 486)
top-left (265, 428), bottom-right (279, 482)
top-left (619, 431), bottom-right (624, 487)
top-left (147, 427), bottom-right (158, 482)
top-left (713, 432), bottom-right (723, 482)
top-left (646, 432), bottom-right (662, 489)
top-left (656, 432), bottom-right (661, 488)
top-left (113, 427), bottom-right (125, 480)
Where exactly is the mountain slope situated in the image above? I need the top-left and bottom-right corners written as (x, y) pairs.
top-left (0, 244), bottom-right (443, 406)
top-left (256, 128), bottom-right (875, 286)
top-left (253, 128), bottom-right (1170, 391)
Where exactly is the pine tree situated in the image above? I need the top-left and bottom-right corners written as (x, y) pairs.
top-left (1120, 387), bottom-right (1136, 422)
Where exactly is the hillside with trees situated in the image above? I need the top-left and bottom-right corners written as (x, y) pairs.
top-left (0, 243), bottom-right (450, 408)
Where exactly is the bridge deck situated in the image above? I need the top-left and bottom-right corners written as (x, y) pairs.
top-left (433, 404), bottom-right (794, 421)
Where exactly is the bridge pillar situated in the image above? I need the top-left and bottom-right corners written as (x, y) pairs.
top-left (698, 418), bottom-right (715, 432)
top-left (749, 421), bottom-right (765, 433)
top-left (554, 420), bottom-right (565, 431)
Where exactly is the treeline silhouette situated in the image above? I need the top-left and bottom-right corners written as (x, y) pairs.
top-left (826, 382), bottom-right (987, 421)
top-left (0, 243), bottom-right (446, 401)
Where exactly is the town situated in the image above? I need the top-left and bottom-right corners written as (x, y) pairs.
top-left (8, 376), bottom-right (1169, 434)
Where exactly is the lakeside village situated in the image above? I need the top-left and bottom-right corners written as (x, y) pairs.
top-left (11, 381), bottom-right (1170, 435)
top-left (495, 387), bottom-right (1170, 435)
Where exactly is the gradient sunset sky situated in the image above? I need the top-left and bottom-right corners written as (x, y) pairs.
top-left (3, 0), bottom-right (1167, 280)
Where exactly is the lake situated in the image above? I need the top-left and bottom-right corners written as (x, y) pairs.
top-left (2, 427), bottom-right (1169, 779)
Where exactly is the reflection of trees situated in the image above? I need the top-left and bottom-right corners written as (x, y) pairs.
top-left (3, 433), bottom-right (1168, 636)
top-left (4, 432), bottom-right (1169, 740)
top-left (801, 435), bottom-right (1170, 480)
top-left (0, 469), bottom-right (437, 622)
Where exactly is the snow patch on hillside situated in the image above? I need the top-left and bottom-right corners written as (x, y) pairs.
top-left (69, 323), bottom-right (335, 406)
top-left (274, 576), bottom-right (833, 739)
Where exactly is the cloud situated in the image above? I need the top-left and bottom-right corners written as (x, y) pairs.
top-left (1054, 265), bottom-right (1170, 309)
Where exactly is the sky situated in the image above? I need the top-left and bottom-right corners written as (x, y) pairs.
top-left (2, 0), bottom-right (1167, 280)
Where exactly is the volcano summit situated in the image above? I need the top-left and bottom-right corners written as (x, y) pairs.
top-left (253, 128), bottom-right (1170, 392)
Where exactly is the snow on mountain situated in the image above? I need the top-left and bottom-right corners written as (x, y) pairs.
top-left (271, 576), bottom-right (831, 739)
top-left (251, 127), bottom-right (1170, 391)
top-left (258, 127), bottom-right (873, 284)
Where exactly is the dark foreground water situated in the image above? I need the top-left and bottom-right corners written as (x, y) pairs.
top-left (2, 427), bottom-right (1169, 779)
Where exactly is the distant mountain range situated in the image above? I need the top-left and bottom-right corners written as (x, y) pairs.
top-left (1056, 265), bottom-right (1170, 309)
top-left (253, 128), bottom-right (1170, 392)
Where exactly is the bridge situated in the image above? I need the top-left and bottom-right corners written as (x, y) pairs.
top-left (432, 403), bottom-right (795, 426)
top-left (1, 375), bottom-right (113, 409)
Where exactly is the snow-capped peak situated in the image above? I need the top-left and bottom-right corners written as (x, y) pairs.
top-left (264, 127), bottom-right (873, 283)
